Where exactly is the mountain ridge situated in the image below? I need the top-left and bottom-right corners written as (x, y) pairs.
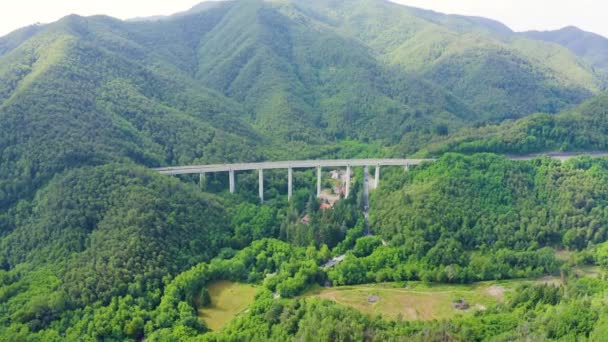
top-left (0, 0), bottom-right (604, 196)
top-left (522, 25), bottom-right (608, 71)
top-left (3, 1), bottom-right (608, 340)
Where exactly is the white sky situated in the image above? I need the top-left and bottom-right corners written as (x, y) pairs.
top-left (0, 0), bottom-right (607, 38)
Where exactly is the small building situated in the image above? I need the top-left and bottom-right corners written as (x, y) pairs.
top-left (333, 185), bottom-right (345, 196)
top-left (330, 169), bottom-right (352, 181)
top-left (320, 202), bottom-right (332, 210)
top-left (301, 214), bottom-right (310, 225)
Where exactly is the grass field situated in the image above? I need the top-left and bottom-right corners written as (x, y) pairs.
top-left (197, 281), bottom-right (258, 331)
top-left (305, 279), bottom-right (558, 321)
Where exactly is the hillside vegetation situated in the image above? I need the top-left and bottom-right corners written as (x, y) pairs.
top-left (523, 26), bottom-right (608, 70)
top-left (1, 0), bottom-right (608, 340)
top-left (418, 91), bottom-right (608, 156)
top-left (2, 154), bottom-right (608, 340)
top-left (0, 0), bottom-right (604, 209)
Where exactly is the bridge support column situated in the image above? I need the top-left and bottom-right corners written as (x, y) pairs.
top-left (259, 169), bottom-right (264, 203)
top-left (374, 165), bottom-right (380, 188)
top-left (317, 166), bottom-right (322, 198)
top-left (404, 163), bottom-right (410, 172)
top-left (288, 167), bottom-right (293, 201)
top-left (199, 172), bottom-right (206, 190)
top-left (345, 166), bottom-right (351, 199)
top-left (229, 169), bottom-right (235, 194)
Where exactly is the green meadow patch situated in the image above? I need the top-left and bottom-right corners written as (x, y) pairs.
top-left (305, 279), bottom-right (560, 321)
top-left (197, 281), bottom-right (258, 331)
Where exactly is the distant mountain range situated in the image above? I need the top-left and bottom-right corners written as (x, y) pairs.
top-left (0, 0), bottom-right (607, 206)
top-left (3, 1), bottom-right (608, 339)
top-left (523, 26), bottom-right (608, 70)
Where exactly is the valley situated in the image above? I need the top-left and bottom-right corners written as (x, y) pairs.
top-left (1, 0), bottom-right (608, 340)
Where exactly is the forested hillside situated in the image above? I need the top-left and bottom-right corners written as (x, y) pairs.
top-left (3, 155), bottom-right (608, 340)
top-left (418, 91), bottom-right (608, 156)
top-left (296, 0), bottom-right (602, 122)
top-left (364, 154), bottom-right (608, 281)
top-left (2, 0), bottom-right (608, 340)
top-left (523, 26), bottom-right (608, 70)
top-left (1, 0), bottom-right (605, 207)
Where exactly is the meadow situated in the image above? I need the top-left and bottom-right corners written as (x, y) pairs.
top-left (305, 279), bottom-right (561, 321)
top-left (197, 281), bottom-right (258, 331)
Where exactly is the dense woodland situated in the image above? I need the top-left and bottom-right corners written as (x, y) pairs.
top-left (2, 0), bottom-right (608, 340)
top-left (418, 92), bottom-right (608, 156)
top-left (3, 155), bottom-right (608, 341)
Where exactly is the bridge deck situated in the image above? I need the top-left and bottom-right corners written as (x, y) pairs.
top-left (154, 153), bottom-right (608, 175)
top-left (154, 159), bottom-right (434, 175)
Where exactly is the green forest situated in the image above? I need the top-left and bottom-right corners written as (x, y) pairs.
top-left (417, 92), bottom-right (608, 156)
top-left (2, 0), bottom-right (608, 340)
top-left (4, 156), bottom-right (608, 340)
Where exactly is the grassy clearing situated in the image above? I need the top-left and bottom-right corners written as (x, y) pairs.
top-left (197, 281), bottom-right (258, 331)
top-left (574, 265), bottom-right (602, 278)
top-left (555, 249), bottom-right (572, 261)
top-left (305, 279), bottom-right (558, 321)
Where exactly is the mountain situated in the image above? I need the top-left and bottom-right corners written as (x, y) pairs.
top-left (408, 9), bottom-right (514, 36)
top-left (127, 0), bottom-right (228, 22)
top-left (0, 0), bottom-right (604, 264)
top-left (0, 164), bottom-right (232, 304)
top-left (2, 0), bottom-right (608, 340)
top-left (417, 91), bottom-right (608, 156)
top-left (0, 24), bottom-right (43, 56)
top-left (189, 0), bottom-right (479, 142)
top-left (0, 0), bottom-right (602, 188)
top-left (523, 26), bottom-right (608, 70)
top-left (294, 0), bottom-right (603, 119)
top-left (0, 10), bottom-right (270, 208)
top-left (0, 0), bottom-right (605, 283)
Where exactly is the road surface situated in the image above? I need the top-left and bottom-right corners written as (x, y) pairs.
top-left (154, 158), bottom-right (432, 175)
top-left (154, 152), bottom-right (608, 176)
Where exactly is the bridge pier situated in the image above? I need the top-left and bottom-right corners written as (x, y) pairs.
top-left (259, 169), bottom-right (264, 203)
top-left (345, 165), bottom-right (351, 199)
top-left (288, 167), bottom-right (293, 201)
top-left (317, 166), bottom-right (322, 198)
top-left (374, 165), bottom-right (380, 188)
top-left (229, 169), bottom-right (235, 193)
top-left (155, 159), bottom-right (434, 200)
top-left (199, 172), bottom-right (206, 190)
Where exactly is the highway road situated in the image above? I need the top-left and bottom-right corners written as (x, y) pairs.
top-left (154, 152), bottom-right (608, 176)
top-left (154, 158), bottom-right (433, 175)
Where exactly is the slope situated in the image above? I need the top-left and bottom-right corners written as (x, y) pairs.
top-left (193, 0), bottom-right (477, 143)
top-left (294, 0), bottom-right (603, 122)
top-left (523, 26), bottom-right (608, 70)
top-left (0, 164), bottom-right (234, 332)
top-left (1, 0), bottom-right (602, 167)
top-left (417, 91), bottom-right (608, 156)
top-left (1, 2), bottom-right (608, 338)
top-left (0, 13), bottom-right (264, 208)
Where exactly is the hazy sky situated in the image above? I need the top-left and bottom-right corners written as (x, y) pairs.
top-left (0, 0), bottom-right (607, 38)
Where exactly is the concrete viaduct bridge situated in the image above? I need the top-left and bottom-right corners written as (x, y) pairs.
top-left (154, 153), bottom-right (608, 202)
top-left (154, 159), bottom-right (433, 202)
